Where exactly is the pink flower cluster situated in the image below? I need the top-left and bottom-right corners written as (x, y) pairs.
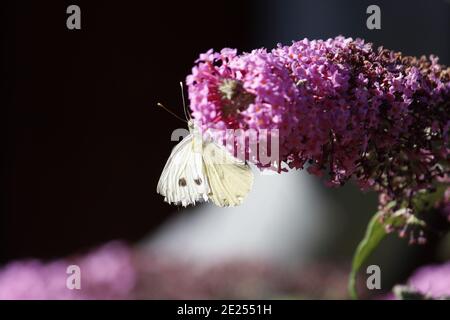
top-left (187, 36), bottom-right (449, 213)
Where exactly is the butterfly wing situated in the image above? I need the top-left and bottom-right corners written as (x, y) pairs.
top-left (202, 141), bottom-right (253, 207)
top-left (157, 133), bottom-right (209, 207)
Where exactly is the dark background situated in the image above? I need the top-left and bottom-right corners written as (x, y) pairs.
top-left (2, 0), bottom-right (255, 262)
top-left (2, 0), bottom-right (449, 264)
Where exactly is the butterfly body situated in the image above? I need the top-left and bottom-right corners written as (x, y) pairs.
top-left (157, 121), bottom-right (253, 207)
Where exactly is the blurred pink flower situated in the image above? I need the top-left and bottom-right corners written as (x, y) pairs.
top-left (406, 261), bottom-right (450, 298)
top-left (133, 253), bottom-right (349, 299)
top-left (0, 241), bottom-right (136, 299)
top-left (0, 242), bottom-right (350, 299)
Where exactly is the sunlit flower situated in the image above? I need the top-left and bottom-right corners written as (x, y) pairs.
top-left (187, 36), bottom-right (450, 232)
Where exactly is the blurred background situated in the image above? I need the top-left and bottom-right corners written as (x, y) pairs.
top-left (2, 0), bottom-right (450, 299)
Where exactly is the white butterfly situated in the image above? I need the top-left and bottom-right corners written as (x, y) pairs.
top-left (157, 118), bottom-right (253, 207)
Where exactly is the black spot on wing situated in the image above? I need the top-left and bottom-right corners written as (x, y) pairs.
top-left (178, 178), bottom-right (187, 187)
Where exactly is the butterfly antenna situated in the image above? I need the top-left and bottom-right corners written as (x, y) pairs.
top-left (179, 81), bottom-right (191, 121)
top-left (156, 103), bottom-right (187, 123)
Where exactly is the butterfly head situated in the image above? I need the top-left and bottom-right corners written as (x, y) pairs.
top-left (188, 120), bottom-right (203, 136)
top-left (187, 119), bottom-right (195, 130)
